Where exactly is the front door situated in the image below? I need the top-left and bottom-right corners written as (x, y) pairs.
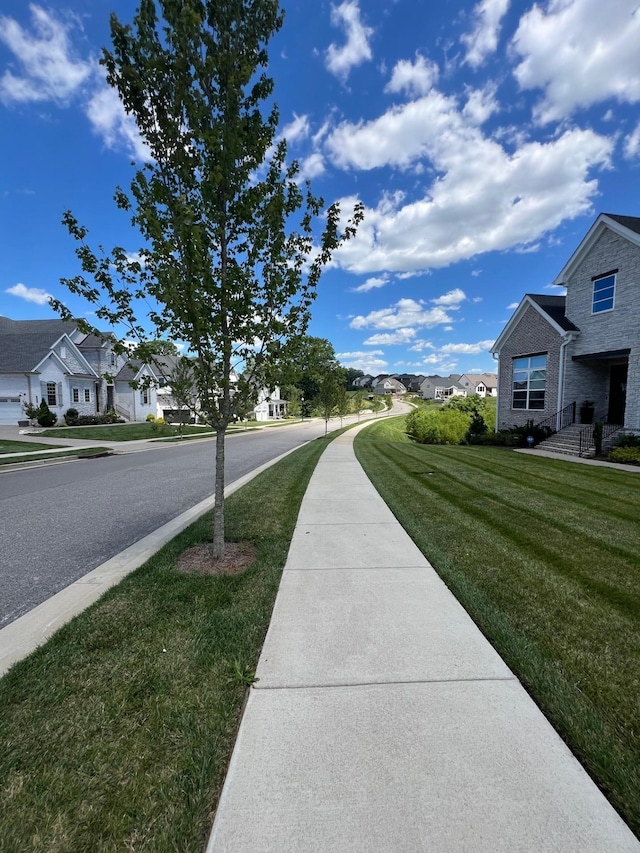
top-left (106, 385), bottom-right (114, 410)
top-left (608, 363), bottom-right (627, 424)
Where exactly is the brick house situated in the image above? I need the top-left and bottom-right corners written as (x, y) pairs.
top-left (491, 213), bottom-right (640, 435)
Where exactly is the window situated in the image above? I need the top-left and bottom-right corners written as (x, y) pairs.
top-left (72, 388), bottom-right (79, 403)
top-left (512, 355), bottom-right (547, 410)
top-left (592, 272), bottom-right (615, 313)
top-left (60, 346), bottom-right (67, 358)
top-left (84, 389), bottom-right (91, 403)
top-left (109, 352), bottom-right (116, 367)
top-left (46, 382), bottom-right (57, 406)
top-left (141, 389), bottom-right (149, 405)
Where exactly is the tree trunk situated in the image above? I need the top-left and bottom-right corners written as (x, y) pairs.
top-left (212, 425), bottom-right (226, 558)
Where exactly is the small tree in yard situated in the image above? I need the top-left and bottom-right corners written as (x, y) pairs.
top-left (53, 0), bottom-right (362, 559)
top-left (335, 385), bottom-right (350, 427)
top-left (317, 373), bottom-right (340, 435)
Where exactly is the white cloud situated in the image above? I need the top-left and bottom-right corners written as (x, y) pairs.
top-left (507, 301), bottom-right (519, 309)
top-left (624, 122), bottom-right (640, 159)
top-left (462, 0), bottom-right (510, 69)
top-left (0, 5), bottom-right (93, 105)
top-left (408, 340), bottom-right (436, 352)
top-left (351, 298), bottom-right (452, 330)
top-left (327, 89), bottom-right (613, 273)
top-left (385, 54), bottom-right (438, 98)
top-left (352, 274), bottom-right (390, 293)
top-left (297, 152), bottom-right (325, 181)
top-left (363, 329), bottom-right (416, 345)
top-left (6, 282), bottom-right (52, 305)
top-left (336, 350), bottom-right (388, 373)
top-left (471, 296), bottom-right (483, 303)
top-left (439, 339), bottom-right (494, 354)
top-left (325, 1), bottom-right (373, 81)
top-left (86, 85), bottom-right (151, 162)
top-left (512, 0), bottom-right (640, 124)
top-left (282, 113), bottom-right (310, 143)
top-left (431, 288), bottom-right (466, 307)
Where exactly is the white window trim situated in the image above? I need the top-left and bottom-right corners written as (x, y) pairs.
top-left (591, 272), bottom-right (616, 315)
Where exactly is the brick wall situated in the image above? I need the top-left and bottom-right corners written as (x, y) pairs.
top-left (497, 304), bottom-right (562, 429)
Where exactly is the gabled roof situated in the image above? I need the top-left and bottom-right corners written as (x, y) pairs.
top-left (0, 318), bottom-right (89, 373)
top-left (491, 294), bottom-right (579, 355)
top-left (553, 213), bottom-right (640, 285)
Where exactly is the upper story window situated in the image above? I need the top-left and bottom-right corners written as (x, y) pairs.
top-left (109, 352), bottom-right (117, 367)
top-left (512, 354), bottom-right (547, 410)
top-left (592, 271), bottom-right (616, 314)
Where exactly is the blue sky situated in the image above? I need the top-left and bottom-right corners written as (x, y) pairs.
top-left (1, 0), bottom-right (639, 377)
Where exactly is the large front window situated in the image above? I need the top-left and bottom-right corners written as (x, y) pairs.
top-left (512, 355), bottom-right (546, 410)
top-left (46, 382), bottom-right (57, 406)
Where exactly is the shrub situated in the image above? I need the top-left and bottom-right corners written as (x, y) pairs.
top-left (23, 401), bottom-right (40, 420)
top-left (507, 419), bottom-right (552, 447)
top-left (146, 413), bottom-right (156, 422)
top-left (36, 400), bottom-right (57, 428)
top-left (406, 408), bottom-right (471, 445)
top-left (613, 433), bottom-right (640, 449)
top-left (64, 407), bottom-right (79, 425)
top-left (608, 447), bottom-right (640, 465)
top-left (66, 414), bottom-right (126, 426)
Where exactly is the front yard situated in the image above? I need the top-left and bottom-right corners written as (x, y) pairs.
top-left (354, 417), bottom-right (640, 837)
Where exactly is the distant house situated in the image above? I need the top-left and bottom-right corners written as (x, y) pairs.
top-left (458, 373), bottom-right (498, 398)
top-left (0, 317), bottom-right (128, 425)
top-left (251, 386), bottom-right (288, 421)
top-left (491, 213), bottom-right (640, 434)
top-left (352, 374), bottom-right (373, 389)
top-left (419, 375), bottom-right (467, 401)
top-left (374, 377), bottom-right (407, 395)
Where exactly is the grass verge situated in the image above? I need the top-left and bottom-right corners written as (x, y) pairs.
top-left (39, 423), bottom-right (213, 441)
top-left (355, 417), bottom-right (640, 837)
top-left (0, 439), bottom-right (65, 454)
top-left (0, 447), bottom-right (112, 467)
top-left (0, 431), bottom-right (337, 852)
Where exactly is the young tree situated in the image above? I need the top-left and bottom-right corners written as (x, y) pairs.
top-left (54, 0), bottom-right (362, 559)
top-left (317, 373), bottom-right (340, 435)
top-left (167, 356), bottom-right (199, 435)
top-left (335, 384), bottom-right (350, 427)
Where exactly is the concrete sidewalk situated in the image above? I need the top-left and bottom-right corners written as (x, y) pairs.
top-left (207, 424), bottom-right (639, 852)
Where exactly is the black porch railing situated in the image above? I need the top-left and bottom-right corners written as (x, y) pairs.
top-left (535, 401), bottom-right (576, 434)
top-left (578, 418), bottom-right (623, 457)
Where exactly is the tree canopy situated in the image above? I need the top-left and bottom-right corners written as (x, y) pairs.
top-left (54, 0), bottom-right (362, 558)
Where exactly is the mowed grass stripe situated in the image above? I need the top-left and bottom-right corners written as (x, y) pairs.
top-left (355, 422), bottom-right (640, 836)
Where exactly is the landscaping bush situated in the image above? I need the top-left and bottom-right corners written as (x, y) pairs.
top-left (146, 413), bottom-right (156, 422)
top-left (608, 446), bottom-right (640, 465)
top-left (613, 433), bottom-right (640, 449)
top-left (36, 400), bottom-right (57, 428)
top-left (406, 407), bottom-right (471, 445)
top-left (64, 407), bottom-right (79, 425)
top-left (67, 413), bottom-right (126, 426)
top-left (468, 430), bottom-right (520, 447)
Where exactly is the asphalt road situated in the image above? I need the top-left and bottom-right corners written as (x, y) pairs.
top-left (1, 417), bottom-right (372, 628)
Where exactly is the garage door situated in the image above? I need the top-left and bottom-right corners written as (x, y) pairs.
top-left (0, 397), bottom-right (23, 425)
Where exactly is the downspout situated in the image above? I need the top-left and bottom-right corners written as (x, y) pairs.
top-left (492, 352), bottom-right (499, 432)
top-left (557, 332), bottom-right (577, 431)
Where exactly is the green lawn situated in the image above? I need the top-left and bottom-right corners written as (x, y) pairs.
top-left (0, 447), bottom-right (111, 466)
top-left (0, 431), bottom-right (341, 852)
top-left (39, 423), bottom-right (214, 442)
top-left (354, 417), bottom-right (640, 837)
top-left (0, 439), bottom-right (65, 454)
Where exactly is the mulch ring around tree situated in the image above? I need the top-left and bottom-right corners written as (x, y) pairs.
top-left (176, 541), bottom-right (256, 576)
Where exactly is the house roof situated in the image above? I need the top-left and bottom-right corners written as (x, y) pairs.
top-left (0, 317), bottom-right (78, 372)
top-left (553, 213), bottom-right (640, 285)
top-left (604, 213), bottom-right (640, 235)
top-left (526, 295), bottom-right (578, 332)
top-left (491, 294), bottom-right (579, 355)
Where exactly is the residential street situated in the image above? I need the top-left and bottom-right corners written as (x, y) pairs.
top-left (0, 414), bottom-right (390, 628)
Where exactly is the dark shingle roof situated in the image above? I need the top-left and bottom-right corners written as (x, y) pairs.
top-left (0, 317), bottom-right (76, 372)
top-left (604, 214), bottom-right (640, 235)
top-left (526, 294), bottom-right (579, 332)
